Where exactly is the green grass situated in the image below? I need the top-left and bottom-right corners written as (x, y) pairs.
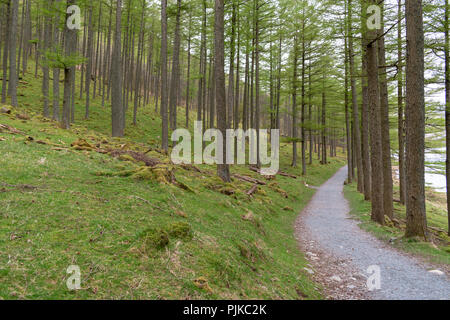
top-left (344, 183), bottom-right (450, 266)
top-left (0, 64), bottom-right (346, 299)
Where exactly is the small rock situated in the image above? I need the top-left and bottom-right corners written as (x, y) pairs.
top-left (16, 113), bottom-right (30, 120)
top-left (303, 267), bottom-right (315, 275)
top-left (0, 107), bottom-right (11, 114)
top-left (347, 285), bottom-right (356, 290)
top-left (330, 275), bottom-right (342, 282)
top-left (242, 211), bottom-right (254, 221)
top-left (428, 270), bottom-right (444, 276)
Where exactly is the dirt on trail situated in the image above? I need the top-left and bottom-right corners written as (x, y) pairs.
top-left (295, 167), bottom-right (450, 300)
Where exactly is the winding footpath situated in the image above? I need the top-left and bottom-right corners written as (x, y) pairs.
top-left (295, 167), bottom-right (450, 300)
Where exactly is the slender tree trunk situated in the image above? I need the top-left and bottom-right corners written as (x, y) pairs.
top-left (345, 23), bottom-right (352, 182)
top-left (300, 19), bottom-right (306, 175)
top-left (42, 3), bottom-right (51, 116)
top-left (292, 34), bottom-right (299, 168)
top-left (8, 0), bottom-right (18, 107)
top-left (1, 0), bottom-right (10, 104)
top-left (321, 74), bottom-right (327, 165)
top-left (378, 4), bottom-right (394, 219)
top-left (169, 0), bottom-right (182, 131)
top-left (111, 0), bottom-right (124, 137)
top-left (160, 0), bottom-right (169, 152)
top-left (185, 15), bottom-right (192, 128)
top-left (349, 0), bottom-right (363, 192)
top-left (227, 1), bottom-right (236, 129)
top-left (398, 0), bottom-right (407, 205)
top-left (405, 0), bottom-right (427, 239)
top-left (85, 5), bottom-right (94, 119)
top-left (445, 0), bottom-right (450, 236)
top-left (215, 0), bottom-right (230, 182)
top-left (62, 0), bottom-right (76, 130)
top-left (53, 6), bottom-right (61, 121)
top-left (366, 2), bottom-right (384, 225)
top-left (361, 0), bottom-right (371, 200)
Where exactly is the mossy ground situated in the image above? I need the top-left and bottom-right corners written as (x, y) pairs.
top-left (344, 183), bottom-right (450, 266)
top-left (0, 63), bottom-right (346, 299)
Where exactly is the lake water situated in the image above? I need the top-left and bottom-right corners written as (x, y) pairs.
top-left (425, 148), bottom-right (447, 193)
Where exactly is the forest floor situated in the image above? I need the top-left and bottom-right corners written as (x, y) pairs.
top-left (0, 70), bottom-right (347, 299)
top-left (296, 167), bottom-right (450, 300)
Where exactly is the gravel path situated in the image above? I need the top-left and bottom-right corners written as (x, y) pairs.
top-left (295, 167), bottom-right (450, 300)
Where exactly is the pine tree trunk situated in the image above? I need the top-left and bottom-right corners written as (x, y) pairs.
top-left (405, 0), bottom-right (427, 238)
top-left (215, 0), bottom-right (230, 182)
top-left (445, 0), bottom-right (450, 236)
top-left (349, 0), bottom-right (363, 192)
top-left (169, 0), bottom-right (182, 131)
top-left (160, 0), bottom-right (169, 151)
top-left (366, 5), bottom-right (384, 225)
top-left (361, 0), bottom-right (371, 200)
top-left (1, 0), bottom-right (10, 104)
top-left (62, 0), bottom-right (76, 130)
top-left (378, 4), bottom-right (394, 219)
top-left (111, 0), bottom-right (124, 137)
top-left (398, 0), bottom-right (407, 205)
top-left (85, 5), bottom-right (94, 119)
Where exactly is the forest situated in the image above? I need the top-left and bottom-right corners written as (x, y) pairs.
top-left (0, 0), bottom-right (449, 301)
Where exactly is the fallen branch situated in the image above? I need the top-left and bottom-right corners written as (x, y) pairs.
top-left (0, 124), bottom-right (24, 135)
top-left (0, 182), bottom-right (38, 191)
top-left (233, 174), bottom-right (266, 186)
top-left (246, 184), bottom-right (258, 196)
top-left (278, 171), bottom-right (297, 179)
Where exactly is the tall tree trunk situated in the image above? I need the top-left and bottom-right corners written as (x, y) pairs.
top-left (185, 15), bottom-right (192, 128)
top-left (445, 0), bottom-right (450, 236)
top-left (345, 22), bottom-right (352, 182)
top-left (215, 0), bottom-right (230, 182)
top-left (1, 0), bottom-right (10, 104)
top-left (378, 3), bottom-right (394, 219)
top-left (111, 0), bottom-right (124, 137)
top-left (361, 0), bottom-right (371, 200)
top-left (292, 34), bottom-right (299, 168)
top-left (321, 74), bottom-right (327, 165)
top-left (8, 0), bottom-right (18, 107)
top-left (255, 0), bottom-right (261, 167)
top-left (349, 0), bottom-right (363, 192)
top-left (160, 0), bottom-right (169, 152)
top-left (42, 2), bottom-right (51, 116)
top-left (62, 0), bottom-right (76, 129)
top-left (53, 5), bottom-right (61, 121)
top-left (227, 1), bottom-right (236, 129)
top-left (366, 1), bottom-right (384, 225)
top-left (169, 0), bottom-right (182, 131)
top-left (85, 5), bottom-right (94, 119)
top-left (398, 0), bottom-right (406, 205)
top-left (405, 0), bottom-right (427, 238)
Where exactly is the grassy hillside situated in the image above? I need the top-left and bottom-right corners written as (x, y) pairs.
top-left (0, 70), bottom-right (346, 299)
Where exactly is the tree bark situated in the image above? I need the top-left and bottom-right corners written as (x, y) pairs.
top-left (111, 0), bottom-right (124, 137)
top-left (405, 0), bottom-right (427, 238)
top-left (160, 0), bottom-right (169, 151)
top-left (169, 0), bottom-right (182, 131)
top-left (378, 4), bottom-right (394, 219)
top-left (445, 0), bottom-right (450, 236)
top-left (366, 0), bottom-right (384, 225)
top-left (398, 0), bottom-right (407, 205)
top-left (215, 0), bottom-right (230, 182)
